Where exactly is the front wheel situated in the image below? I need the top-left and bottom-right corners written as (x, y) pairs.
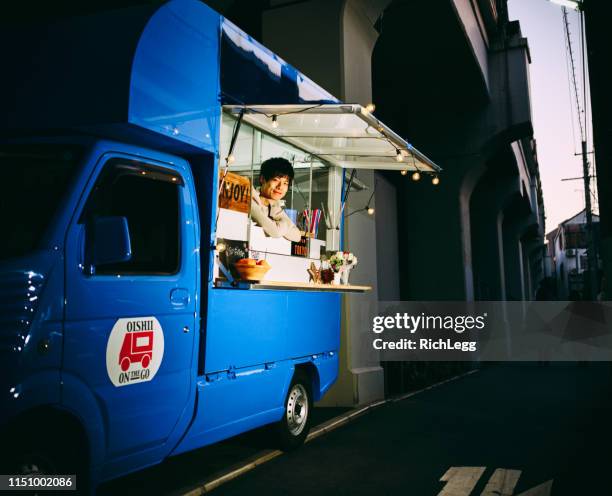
top-left (276, 369), bottom-right (313, 451)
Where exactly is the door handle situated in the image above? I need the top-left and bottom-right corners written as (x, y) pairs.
top-left (170, 288), bottom-right (190, 307)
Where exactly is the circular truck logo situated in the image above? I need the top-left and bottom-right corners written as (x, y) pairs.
top-left (106, 317), bottom-right (164, 387)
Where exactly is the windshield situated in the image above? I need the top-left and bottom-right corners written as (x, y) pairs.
top-left (0, 144), bottom-right (82, 260)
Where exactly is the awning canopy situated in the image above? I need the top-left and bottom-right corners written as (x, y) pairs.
top-left (222, 104), bottom-right (441, 173)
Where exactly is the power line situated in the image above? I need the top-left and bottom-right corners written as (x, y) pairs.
top-left (563, 16), bottom-right (578, 152)
top-left (562, 7), bottom-right (585, 141)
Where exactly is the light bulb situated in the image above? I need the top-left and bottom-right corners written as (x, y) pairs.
top-left (226, 154), bottom-right (235, 164)
top-left (367, 207), bottom-right (375, 215)
top-left (432, 176), bottom-right (440, 186)
top-left (401, 169), bottom-right (408, 176)
top-left (271, 115), bottom-right (279, 128)
top-left (366, 103), bottom-right (376, 113)
top-left (412, 171), bottom-right (421, 181)
top-left (396, 150), bottom-right (404, 162)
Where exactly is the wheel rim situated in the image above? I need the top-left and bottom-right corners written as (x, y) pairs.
top-left (286, 383), bottom-right (309, 436)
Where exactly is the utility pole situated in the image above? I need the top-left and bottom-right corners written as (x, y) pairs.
top-left (582, 139), bottom-right (598, 298)
top-left (559, 0), bottom-right (599, 298)
top-left (578, 0), bottom-right (599, 299)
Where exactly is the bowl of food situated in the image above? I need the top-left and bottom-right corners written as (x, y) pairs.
top-left (233, 258), bottom-right (271, 282)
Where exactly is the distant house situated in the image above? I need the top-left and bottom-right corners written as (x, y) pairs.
top-left (547, 210), bottom-right (600, 299)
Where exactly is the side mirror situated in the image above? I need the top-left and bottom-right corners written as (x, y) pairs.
top-left (85, 216), bottom-right (132, 273)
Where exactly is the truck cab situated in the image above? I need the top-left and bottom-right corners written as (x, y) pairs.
top-left (0, 1), bottom-right (438, 492)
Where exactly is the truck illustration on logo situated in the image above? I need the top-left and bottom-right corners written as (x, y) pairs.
top-left (119, 331), bottom-right (154, 371)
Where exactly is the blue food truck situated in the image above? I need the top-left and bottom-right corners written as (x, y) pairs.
top-left (0, 0), bottom-right (439, 491)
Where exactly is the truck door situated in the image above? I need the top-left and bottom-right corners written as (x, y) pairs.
top-left (63, 152), bottom-right (198, 465)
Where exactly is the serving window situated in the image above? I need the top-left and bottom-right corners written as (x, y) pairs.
top-left (213, 104), bottom-right (441, 290)
top-left (215, 112), bottom-right (342, 285)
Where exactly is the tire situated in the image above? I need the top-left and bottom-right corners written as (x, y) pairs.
top-left (276, 369), bottom-right (313, 451)
top-left (120, 357), bottom-right (130, 371)
top-left (141, 354), bottom-right (151, 368)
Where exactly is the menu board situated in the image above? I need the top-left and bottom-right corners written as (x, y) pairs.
top-left (217, 238), bottom-right (249, 279)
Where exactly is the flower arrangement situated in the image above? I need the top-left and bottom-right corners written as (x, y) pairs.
top-left (345, 252), bottom-right (358, 269)
top-left (328, 251), bottom-right (358, 273)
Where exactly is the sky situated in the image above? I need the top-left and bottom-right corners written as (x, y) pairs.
top-left (507, 0), bottom-right (593, 232)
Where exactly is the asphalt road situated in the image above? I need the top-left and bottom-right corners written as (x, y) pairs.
top-left (100, 364), bottom-right (612, 495)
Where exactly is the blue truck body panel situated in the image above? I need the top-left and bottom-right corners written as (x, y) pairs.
top-left (203, 290), bottom-right (340, 373)
top-left (0, 0), bottom-right (343, 485)
top-left (129, 0), bottom-right (221, 153)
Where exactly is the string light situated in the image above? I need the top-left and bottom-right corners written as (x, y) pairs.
top-left (227, 104), bottom-right (444, 189)
top-left (226, 154), bottom-right (235, 164)
top-left (367, 207), bottom-right (375, 215)
top-left (360, 103), bottom-right (375, 116)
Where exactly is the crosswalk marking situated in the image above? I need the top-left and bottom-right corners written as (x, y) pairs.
top-left (480, 468), bottom-right (521, 495)
top-left (438, 467), bottom-right (553, 496)
top-left (438, 467), bottom-right (487, 496)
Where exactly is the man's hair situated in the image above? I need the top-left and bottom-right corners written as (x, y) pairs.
top-left (259, 157), bottom-right (294, 184)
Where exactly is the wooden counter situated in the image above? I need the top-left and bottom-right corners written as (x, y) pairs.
top-left (214, 279), bottom-right (371, 293)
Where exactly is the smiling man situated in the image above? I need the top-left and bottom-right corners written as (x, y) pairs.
top-left (250, 157), bottom-right (302, 242)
